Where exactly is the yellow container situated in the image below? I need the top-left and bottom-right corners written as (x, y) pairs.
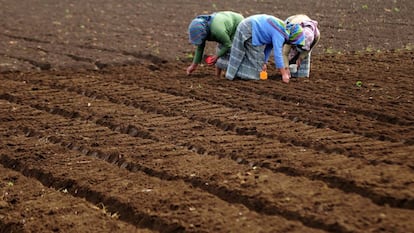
top-left (260, 71), bottom-right (268, 80)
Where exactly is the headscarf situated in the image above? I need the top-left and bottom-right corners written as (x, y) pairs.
top-left (300, 20), bottom-right (319, 51)
top-left (286, 23), bottom-right (305, 48)
top-left (267, 17), bottom-right (289, 41)
top-left (188, 15), bottom-right (213, 45)
top-left (267, 17), bottom-right (305, 48)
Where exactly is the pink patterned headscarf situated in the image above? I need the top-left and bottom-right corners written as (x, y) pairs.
top-left (300, 20), bottom-right (319, 51)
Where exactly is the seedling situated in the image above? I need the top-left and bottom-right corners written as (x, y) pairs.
top-left (186, 53), bottom-right (194, 59)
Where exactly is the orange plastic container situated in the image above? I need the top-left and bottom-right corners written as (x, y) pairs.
top-left (260, 71), bottom-right (268, 80)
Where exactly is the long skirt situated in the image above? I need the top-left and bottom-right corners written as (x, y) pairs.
top-left (291, 52), bottom-right (311, 78)
top-left (225, 19), bottom-right (265, 80)
top-left (215, 44), bottom-right (229, 70)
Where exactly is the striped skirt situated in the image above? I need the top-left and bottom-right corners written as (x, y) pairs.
top-left (291, 52), bottom-right (311, 78)
top-left (215, 44), bottom-right (230, 70)
top-left (225, 19), bottom-right (265, 80)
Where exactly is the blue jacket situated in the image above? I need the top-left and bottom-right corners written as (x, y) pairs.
top-left (250, 14), bottom-right (288, 68)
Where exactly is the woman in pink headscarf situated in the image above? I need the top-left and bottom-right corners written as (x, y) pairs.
top-left (283, 14), bottom-right (320, 78)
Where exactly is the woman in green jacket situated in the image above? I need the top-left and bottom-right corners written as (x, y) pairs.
top-left (187, 11), bottom-right (244, 77)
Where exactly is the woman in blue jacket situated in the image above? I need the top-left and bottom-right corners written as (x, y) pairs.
top-left (225, 14), bottom-right (305, 83)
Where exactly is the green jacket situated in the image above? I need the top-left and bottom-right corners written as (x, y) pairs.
top-left (193, 11), bottom-right (244, 64)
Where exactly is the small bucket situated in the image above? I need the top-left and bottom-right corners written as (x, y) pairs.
top-left (205, 55), bottom-right (215, 65)
top-left (260, 71), bottom-right (268, 80)
top-left (289, 64), bottom-right (298, 74)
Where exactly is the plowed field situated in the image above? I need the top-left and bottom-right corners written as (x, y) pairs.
top-left (1, 0), bottom-right (413, 232)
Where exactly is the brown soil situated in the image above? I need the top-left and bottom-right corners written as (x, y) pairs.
top-left (1, 0), bottom-right (413, 232)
